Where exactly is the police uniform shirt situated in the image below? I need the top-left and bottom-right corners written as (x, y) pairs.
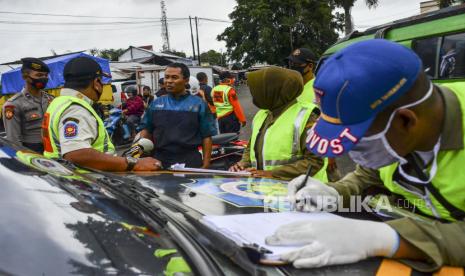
top-left (57, 88), bottom-right (100, 156)
top-left (2, 88), bottom-right (53, 144)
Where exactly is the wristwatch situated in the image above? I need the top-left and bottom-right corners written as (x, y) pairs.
top-left (125, 156), bottom-right (138, 171)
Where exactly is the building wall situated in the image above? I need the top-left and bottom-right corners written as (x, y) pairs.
top-left (118, 48), bottom-right (153, 62)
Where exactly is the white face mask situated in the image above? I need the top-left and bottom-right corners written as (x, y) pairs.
top-left (349, 82), bottom-right (434, 170)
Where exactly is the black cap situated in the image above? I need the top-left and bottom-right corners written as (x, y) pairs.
top-left (286, 48), bottom-right (316, 64)
top-left (63, 56), bottom-right (110, 82)
top-left (21, 57), bottom-right (50, 73)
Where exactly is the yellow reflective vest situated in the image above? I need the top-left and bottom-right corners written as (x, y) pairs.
top-left (250, 101), bottom-right (328, 182)
top-left (42, 95), bottom-right (115, 159)
top-left (211, 84), bottom-right (234, 118)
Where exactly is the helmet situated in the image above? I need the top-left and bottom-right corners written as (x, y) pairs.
top-left (188, 76), bottom-right (200, 95)
top-left (124, 85), bottom-right (138, 96)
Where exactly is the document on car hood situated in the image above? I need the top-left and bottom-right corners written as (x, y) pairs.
top-left (201, 212), bottom-right (341, 260)
top-left (169, 163), bottom-right (251, 176)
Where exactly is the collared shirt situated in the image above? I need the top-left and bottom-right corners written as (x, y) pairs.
top-left (56, 88), bottom-right (100, 155)
top-left (142, 92), bottom-right (217, 159)
top-left (2, 88), bottom-right (53, 144)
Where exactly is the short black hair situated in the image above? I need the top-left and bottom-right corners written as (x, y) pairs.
top-left (143, 85), bottom-right (151, 91)
top-left (167, 62), bottom-right (190, 79)
top-left (64, 78), bottom-right (95, 90)
top-left (196, 72), bottom-right (207, 82)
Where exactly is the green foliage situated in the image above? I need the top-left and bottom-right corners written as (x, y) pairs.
top-left (332, 0), bottom-right (378, 35)
top-left (200, 50), bottom-right (227, 66)
top-left (164, 49), bottom-right (187, 58)
top-left (96, 48), bottom-right (126, 61)
top-left (218, 0), bottom-right (343, 67)
top-left (437, 0), bottom-right (465, 8)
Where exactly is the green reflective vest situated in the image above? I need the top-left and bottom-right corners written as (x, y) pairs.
top-left (211, 84), bottom-right (233, 118)
top-left (250, 101), bottom-right (328, 182)
top-left (297, 79), bottom-right (316, 107)
top-left (42, 95), bottom-right (115, 159)
top-left (379, 83), bottom-right (465, 221)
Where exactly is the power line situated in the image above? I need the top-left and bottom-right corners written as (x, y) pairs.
top-left (0, 10), bottom-right (163, 20)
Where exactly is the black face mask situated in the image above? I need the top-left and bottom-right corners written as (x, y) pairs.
top-left (29, 77), bottom-right (48, 89)
top-left (289, 64), bottom-right (307, 76)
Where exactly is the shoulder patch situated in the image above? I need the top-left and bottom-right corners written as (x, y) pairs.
top-left (4, 106), bottom-right (15, 120)
top-left (63, 121), bottom-right (78, 139)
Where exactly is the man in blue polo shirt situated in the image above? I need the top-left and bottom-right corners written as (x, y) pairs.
top-left (140, 63), bottom-right (217, 168)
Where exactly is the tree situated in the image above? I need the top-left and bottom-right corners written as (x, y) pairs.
top-left (200, 50), bottom-right (227, 66)
top-left (163, 49), bottom-right (187, 58)
top-left (437, 0), bottom-right (465, 7)
top-left (97, 48), bottom-right (126, 61)
top-left (333, 0), bottom-right (378, 35)
top-left (218, 0), bottom-right (343, 67)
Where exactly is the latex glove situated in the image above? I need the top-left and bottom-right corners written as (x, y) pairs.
top-left (265, 216), bottom-right (399, 268)
top-left (287, 175), bottom-right (339, 212)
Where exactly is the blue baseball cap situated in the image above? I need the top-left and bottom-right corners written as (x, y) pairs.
top-left (307, 39), bottom-right (422, 157)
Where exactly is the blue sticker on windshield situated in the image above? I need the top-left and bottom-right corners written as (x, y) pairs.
top-left (182, 178), bottom-right (290, 211)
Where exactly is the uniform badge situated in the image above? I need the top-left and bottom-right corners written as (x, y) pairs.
top-left (64, 122), bottom-right (78, 139)
top-left (30, 113), bottom-right (40, 120)
top-left (31, 63), bottom-right (42, 70)
top-left (4, 106), bottom-right (14, 120)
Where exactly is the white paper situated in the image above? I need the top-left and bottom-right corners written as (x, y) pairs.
top-left (169, 163), bottom-right (251, 176)
top-left (201, 212), bottom-right (340, 260)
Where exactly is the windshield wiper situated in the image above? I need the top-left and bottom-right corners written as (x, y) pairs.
top-left (93, 174), bottom-right (225, 276)
top-left (94, 174), bottom-right (268, 276)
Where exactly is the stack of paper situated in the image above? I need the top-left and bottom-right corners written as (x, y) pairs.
top-left (201, 212), bottom-right (340, 260)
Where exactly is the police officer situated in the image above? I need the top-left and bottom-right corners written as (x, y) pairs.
top-left (2, 58), bottom-right (54, 152)
top-left (286, 48), bottom-right (317, 104)
top-left (42, 56), bottom-right (161, 172)
top-left (211, 72), bottom-right (246, 133)
top-left (267, 40), bottom-right (465, 271)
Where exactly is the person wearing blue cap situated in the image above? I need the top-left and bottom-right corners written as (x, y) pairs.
top-left (265, 39), bottom-right (465, 270)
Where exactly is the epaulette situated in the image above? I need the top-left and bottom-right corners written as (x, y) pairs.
top-left (7, 93), bottom-right (24, 103)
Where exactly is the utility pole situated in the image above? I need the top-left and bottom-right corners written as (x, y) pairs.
top-left (161, 0), bottom-right (170, 52)
top-left (195, 16), bottom-right (201, 65)
top-left (189, 16), bottom-right (196, 61)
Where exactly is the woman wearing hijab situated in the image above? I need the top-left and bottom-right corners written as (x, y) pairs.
top-left (229, 66), bottom-right (333, 181)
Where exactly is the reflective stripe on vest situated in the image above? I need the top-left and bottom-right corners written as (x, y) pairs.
top-left (43, 95), bottom-right (115, 159)
top-left (379, 83), bottom-right (465, 221)
top-left (250, 101), bottom-right (328, 182)
top-left (211, 84), bottom-right (233, 118)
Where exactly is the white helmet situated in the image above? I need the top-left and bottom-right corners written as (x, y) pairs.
top-left (188, 76), bottom-right (200, 95)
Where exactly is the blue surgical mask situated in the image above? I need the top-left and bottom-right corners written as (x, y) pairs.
top-left (349, 83), bottom-right (434, 170)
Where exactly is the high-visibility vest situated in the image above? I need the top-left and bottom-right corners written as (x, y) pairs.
top-left (211, 84), bottom-right (234, 118)
top-left (297, 79), bottom-right (316, 106)
top-left (379, 83), bottom-right (465, 221)
top-left (42, 95), bottom-right (115, 159)
top-left (249, 101), bottom-right (328, 182)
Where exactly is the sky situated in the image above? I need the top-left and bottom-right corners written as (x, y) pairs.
top-left (0, 0), bottom-right (425, 63)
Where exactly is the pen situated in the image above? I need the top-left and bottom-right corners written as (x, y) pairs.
top-left (292, 165), bottom-right (312, 209)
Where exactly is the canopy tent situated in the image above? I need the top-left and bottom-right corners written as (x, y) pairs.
top-left (1, 52), bottom-right (112, 95)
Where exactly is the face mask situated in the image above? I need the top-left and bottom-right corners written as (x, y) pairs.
top-left (349, 82), bottom-right (434, 169)
top-left (29, 77), bottom-right (48, 89)
top-left (289, 64), bottom-right (306, 75)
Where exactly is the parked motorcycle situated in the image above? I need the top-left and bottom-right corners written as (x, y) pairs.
top-left (200, 133), bottom-right (247, 170)
top-left (104, 108), bottom-right (132, 148)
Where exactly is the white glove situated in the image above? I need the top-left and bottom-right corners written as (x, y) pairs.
top-left (265, 216), bottom-right (399, 268)
top-left (288, 175), bottom-right (339, 212)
